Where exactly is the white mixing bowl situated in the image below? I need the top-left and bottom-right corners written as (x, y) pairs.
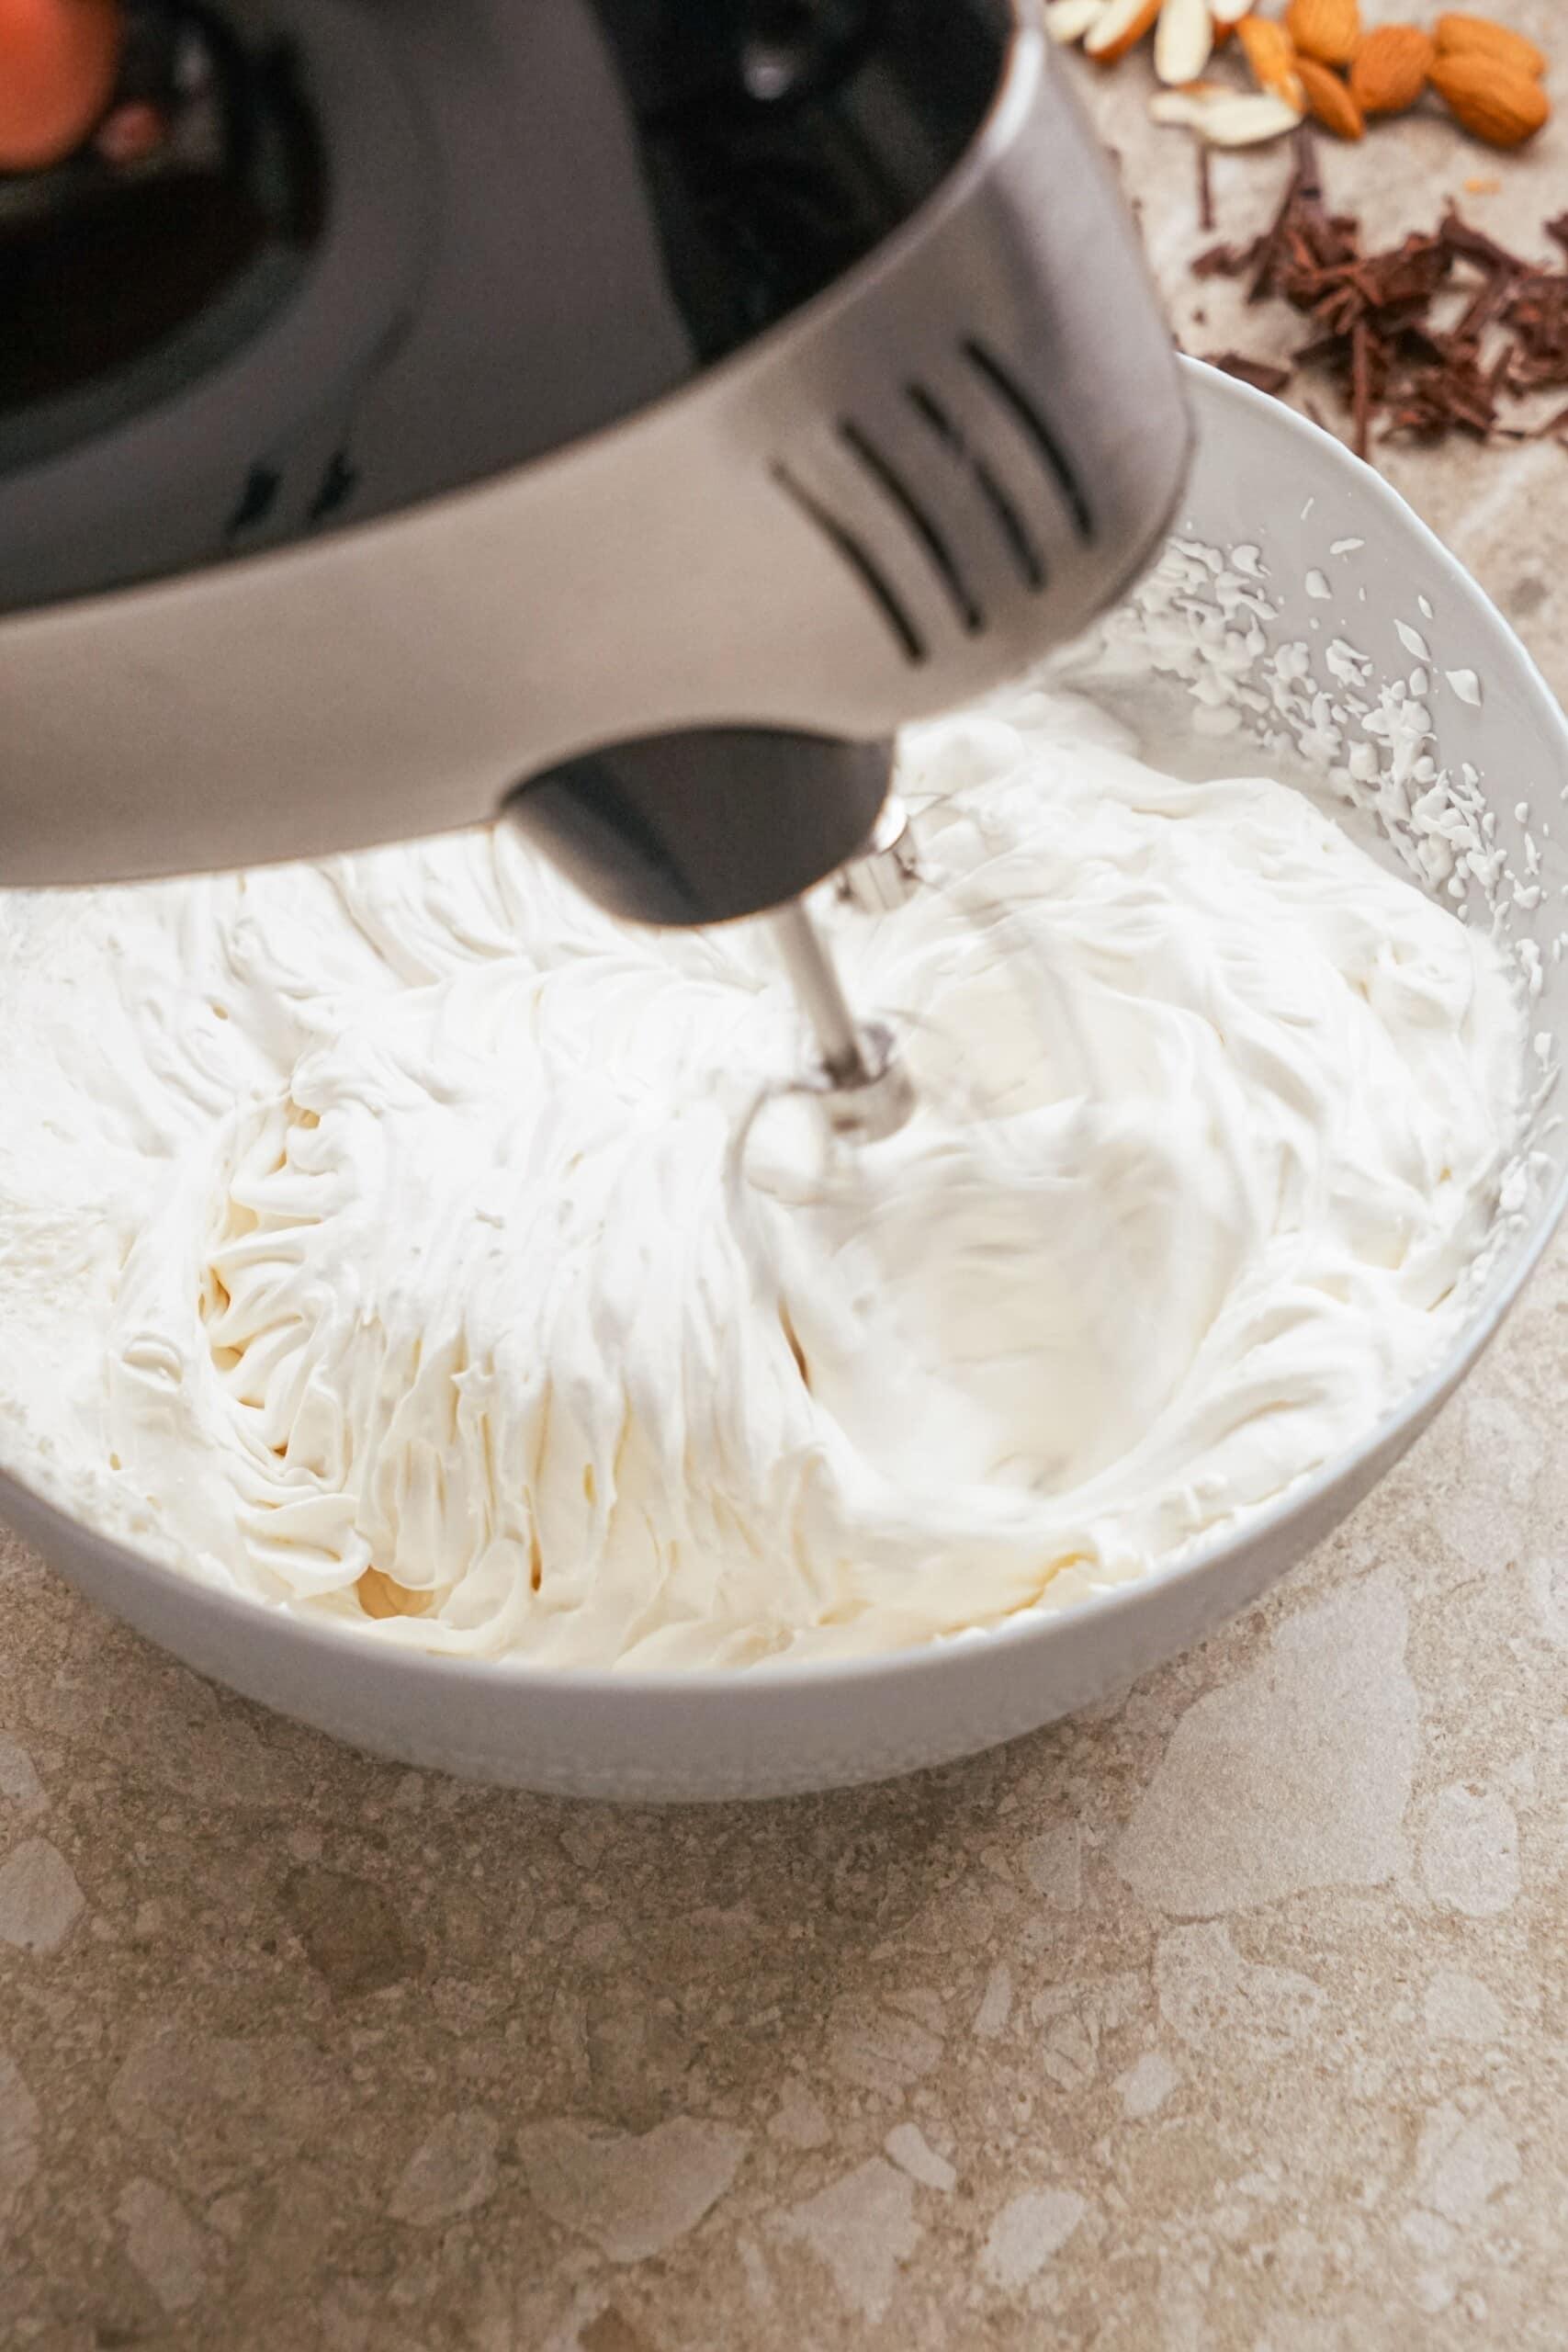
top-left (4, 360), bottom-right (1567, 1799)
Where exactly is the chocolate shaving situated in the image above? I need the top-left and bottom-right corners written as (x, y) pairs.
top-left (1205, 351), bottom-right (1292, 395)
top-left (1187, 141), bottom-right (1568, 467)
top-left (1505, 272), bottom-right (1568, 392)
top-left (1192, 240), bottom-right (1249, 280)
top-left (1197, 141), bottom-right (1214, 237)
top-left (1438, 209), bottom-right (1529, 279)
top-left (1449, 266), bottom-right (1515, 352)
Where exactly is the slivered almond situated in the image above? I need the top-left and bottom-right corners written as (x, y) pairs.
top-left (1430, 50), bottom-right (1551, 145)
top-left (1349, 24), bottom-right (1435, 114)
top-left (1238, 15), bottom-right (1305, 106)
top-left (1211, 0), bottom-right (1254, 21)
top-left (1286, 0), bottom-right (1361, 67)
top-left (1149, 84), bottom-right (1303, 142)
top-left (1085, 0), bottom-right (1161, 63)
top-left (1043, 0), bottom-right (1105, 42)
top-left (1434, 13), bottom-right (1546, 79)
top-left (1296, 54), bottom-right (1365, 136)
top-left (1156, 0), bottom-right (1214, 86)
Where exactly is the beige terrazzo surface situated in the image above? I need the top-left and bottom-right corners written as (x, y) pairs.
top-left (4, 13), bottom-right (1568, 2346)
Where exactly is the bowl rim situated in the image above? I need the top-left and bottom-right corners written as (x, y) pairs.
top-left (5, 356), bottom-right (1568, 1706)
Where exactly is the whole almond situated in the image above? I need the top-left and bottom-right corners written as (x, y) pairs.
top-left (1350, 24), bottom-right (1435, 113)
top-left (1286, 0), bottom-right (1360, 68)
top-left (1430, 50), bottom-right (1551, 145)
top-left (1238, 14), bottom-right (1305, 105)
top-left (1434, 13), bottom-right (1546, 80)
top-left (1297, 54), bottom-right (1365, 136)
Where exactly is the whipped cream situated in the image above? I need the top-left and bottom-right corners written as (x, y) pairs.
top-left (0, 685), bottom-right (1525, 1667)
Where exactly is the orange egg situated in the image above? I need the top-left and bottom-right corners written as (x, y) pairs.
top-left (0, 0), bottom-right (122, 173)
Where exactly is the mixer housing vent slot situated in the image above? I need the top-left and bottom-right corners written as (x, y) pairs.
top-left (959, 336), bottom-right (1095, 543)
top-left (836, 417), bottom-right (984, 638)
top-left (904, 380), bottom-right (1044, 593)
top-left (772, 463), bottom-right (929, 665)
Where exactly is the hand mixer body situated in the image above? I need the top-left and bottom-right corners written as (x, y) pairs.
top-left (0, 0), bottom-right (1190, 918)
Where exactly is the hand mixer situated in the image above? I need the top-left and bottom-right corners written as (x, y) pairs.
top-left (0, 0), bottom-right (1190, 1138)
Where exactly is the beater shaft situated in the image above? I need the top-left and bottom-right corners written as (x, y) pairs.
top-left (771, 901), bottom-right (916, 1143)
top-left (772, 900), bottom-right (867, 1088)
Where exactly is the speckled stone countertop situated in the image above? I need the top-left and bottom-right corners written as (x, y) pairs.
top-left (4, 25), bottom-right (1568, 2351)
